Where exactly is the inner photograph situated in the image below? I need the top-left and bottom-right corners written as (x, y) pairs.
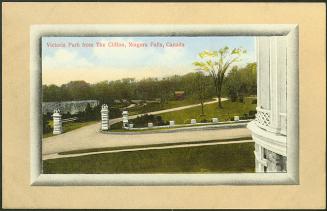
top-left (41, 35), bottom-right (287, 174)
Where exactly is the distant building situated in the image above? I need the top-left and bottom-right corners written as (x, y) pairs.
top-left (174, 91), bottom-right (185, 100)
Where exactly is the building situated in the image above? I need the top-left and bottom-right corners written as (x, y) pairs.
top-left (247, 36), bottom-right (287, 172)
top-left (174, 91), bottom-right (185, 100)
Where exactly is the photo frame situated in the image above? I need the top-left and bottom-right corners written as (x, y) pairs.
top-left (30, 24), bottom-right (299, 186)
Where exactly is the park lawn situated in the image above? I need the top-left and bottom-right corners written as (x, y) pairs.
top-left (43, 142), bottom-right (255, 174)
top-left (159, 98), bottom-right (256, 124)
top-left (127, 97), bottom-right (213, 115)
top-left (43, 120), bottom-right (98, 139)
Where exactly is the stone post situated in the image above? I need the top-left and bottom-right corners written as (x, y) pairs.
top-left (101, 104), bottom-right (109, 131)
top-left (212, 118), bottom-right (219, 123)
top-left (122, 111), bottom-right (129, 128)
top-left (52, 109), bottom-right (63, 135)
top-left (148, 122), bottom-right (153, 128)
top-left (191, 119), bottom-right (197, 124)
top-left (234, 116), bottom-right (240, 121)
top-left (169, 120), bottom-right (175, 127)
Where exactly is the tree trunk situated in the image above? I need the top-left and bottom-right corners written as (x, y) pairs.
top-left (217, 94), bottom-right (223, 109)
top-left (201, 101), bottom-right (204, 115)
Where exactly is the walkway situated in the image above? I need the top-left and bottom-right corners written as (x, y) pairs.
top-left (43, 97), bottom-right (249, 158)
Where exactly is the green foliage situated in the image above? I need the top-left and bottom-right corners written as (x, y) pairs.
top-left (42, 73), bottom-right (217, 105)
top-left (43, 142), bottom-right (255, 173)
top-left (76, 103), bottom-right (101, 122)
top-left (193, 72), bottom-right (209, 115)
top-left (223, 63), bottom-right (257, 101)
top-left (130, 114), bottom-right (169, 127)
top-left (193, 46), bottom-right (247, 108)
top-left (42, 115), bottom-right (52, 134)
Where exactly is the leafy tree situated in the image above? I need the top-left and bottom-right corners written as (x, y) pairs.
top-left (223, 63), bottom-right (257, 102)
top-left (193, 46), bottom-right (246, 108)
top-left (193, 72), bottom-right (208, 115)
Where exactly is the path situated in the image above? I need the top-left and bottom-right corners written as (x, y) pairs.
top-left (109, 97), bottom-right (226, 125)
top-left (43, 126), bottom-right (251, 156)
top-left (43, 97), bottom-right (243, 157)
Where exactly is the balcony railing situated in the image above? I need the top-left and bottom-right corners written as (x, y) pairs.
top-left (255, 107), bottom-right (271, 130)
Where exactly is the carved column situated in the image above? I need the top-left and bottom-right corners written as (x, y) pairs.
top-left (101, 104), bottom-right (109, 131)
top-left (52, 109), bottom-right (63, 135)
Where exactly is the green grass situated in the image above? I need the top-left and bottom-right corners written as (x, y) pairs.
top-left (160, 98), bottom-right (256, 124)
top-left (127, 98), bottom-right (212, 115)
top-left (43, 142), bottom-right (255, 174)
top-left (43, 121), bottom-right (98, 139)
top-left (58, 137), bottom-right (252, 155)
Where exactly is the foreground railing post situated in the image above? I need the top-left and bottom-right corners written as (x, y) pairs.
top-left (101, 104), bottom-right (109, 131)
top-left (52, 109), bottom-right (63, 135)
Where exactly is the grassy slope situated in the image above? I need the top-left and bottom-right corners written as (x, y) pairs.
top-left (43, 142), bottom-right (255, 174)
top-left (160, 98), bottom-right (256, 124)
top-left (127, 98), bottom-right (212, 115)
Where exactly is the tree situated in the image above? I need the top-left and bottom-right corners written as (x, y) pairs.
top-left (223, 63), bottom-right (257, 102)
top-left (193, 72), bottom-right (208, 116)
top-left (193, 46), bottom-right (246, 108)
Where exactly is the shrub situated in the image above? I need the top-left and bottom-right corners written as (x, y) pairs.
top-left (76, 104), bottom-right (101, 122)
top-left (251, 99), bottom-right (257, 104)
top-left (248, 110), bottom-right (257, 118)
top-left (200, 119), bottom-right (208, 123)
top-left (42, 115), bottom-right (52, 134)
top-left (109, 107), bottom-right (122, 119)
top-left (130, 114), bottom-right (168, 127)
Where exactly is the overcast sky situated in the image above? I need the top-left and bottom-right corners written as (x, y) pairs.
top-left (42, 36), bottom-right (255, 85)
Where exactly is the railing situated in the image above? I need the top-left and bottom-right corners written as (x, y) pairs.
top-left (255, 107), bottom-right (271, 130)
top-left (62, 117), bottom-right (78, 123)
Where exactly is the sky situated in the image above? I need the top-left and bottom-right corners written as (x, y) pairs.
top-left (42, 36), bottom-right (255, 85)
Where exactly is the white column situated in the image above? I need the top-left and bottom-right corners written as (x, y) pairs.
top-left (122, 111), bottom-right (129, 128)
top-left (169, 120), bottom-right (175, 127)
top-left (277, 36), bottom-right (287, 135)
top-left (257, 36), bottom-right (270, 110)
top-left (52, 109), bottom-right (63, 135)
top-left (101, 104), bottom-right (109, 131)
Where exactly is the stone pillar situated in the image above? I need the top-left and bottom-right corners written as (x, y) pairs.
top-left (52, 109), bottom-right (63, 135)
top-left (191, 119), bottom-right (197, 124)
top-left (101, 104), bottom-right (109, 131)
top-left (234, 116), bottom-right (240, 121)
top-left (212, 118), bottom-right (219, 123)
top-left (169, 120), bottom-right (175, 127)
top-left (122, 111), bottom-right (129, 128)
top-left (247, 36), bottom-right (288, 173)
top-left (148, 122), bottom-right (153, 128)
